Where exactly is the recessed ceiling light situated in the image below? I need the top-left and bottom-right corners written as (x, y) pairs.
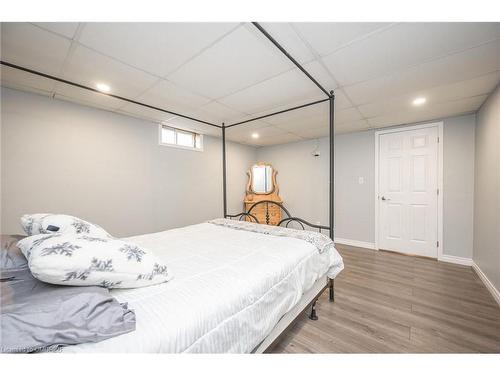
top-left (96, 83), bottom-right (111, 93)
top-left (412, 97), bottom-right (426, 106)
top-left (251, 133), bottom-right (259, 139)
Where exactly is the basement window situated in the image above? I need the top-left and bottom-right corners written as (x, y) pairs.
top-left (159, 124), bottom-right (203, 151)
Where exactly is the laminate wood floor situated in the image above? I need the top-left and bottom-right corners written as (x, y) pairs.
top-left (271, 244), bottom-right (500, 353)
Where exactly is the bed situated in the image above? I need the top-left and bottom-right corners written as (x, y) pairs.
top-left (3, 23), bottom-right (340, 354)
top-left (62, 220), bottom-right (343, 353)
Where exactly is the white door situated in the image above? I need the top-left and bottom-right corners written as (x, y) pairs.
top-left (377, 126), bottom-right (439, 258)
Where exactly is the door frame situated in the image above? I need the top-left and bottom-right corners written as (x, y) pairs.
top-left (374, 121), bottom-right (444, 259)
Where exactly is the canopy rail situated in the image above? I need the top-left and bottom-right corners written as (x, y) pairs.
top-left (252, 22), bottom-right (331, 98)
top-left (225, 98), bottom-right (329, 128)
top-left (0, 60), bottom-right (221, 129)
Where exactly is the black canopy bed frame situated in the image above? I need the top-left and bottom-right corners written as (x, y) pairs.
top-left (1, 22), bottom-right (336, 352)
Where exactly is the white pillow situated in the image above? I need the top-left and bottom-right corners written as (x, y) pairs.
top-left (17, 234), bottom-right (172, 288)
top-left (20, 213), bottom-right (52, 236)
top-left (21, 214), bottom-right (112, 238)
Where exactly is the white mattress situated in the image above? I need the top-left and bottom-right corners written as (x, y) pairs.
top-left (63, 222), bottom-right (344, 353)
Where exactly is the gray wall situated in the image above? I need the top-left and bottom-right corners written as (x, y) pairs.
top-left (1, 88), bottom-right (256, 237)
top-left (257, 114), bottom-right (476, 258)
top-left (332, 131), bottom-right (375, 243)
top-left (442, 115), bottom-right (476, 259)
top-left (226, 141), bottom-right (257, 214)
top-left (257, 138), bottom-right (330, 230)
top-left (474, 84), bottom-right (500, 290)
top-left (256, 134), bottom-right (375, 241)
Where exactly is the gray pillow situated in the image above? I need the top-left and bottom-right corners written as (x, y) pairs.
top-left (1, 267), bottom-right (136, 353)
top-left (1, 234), bottom-right (28, 271)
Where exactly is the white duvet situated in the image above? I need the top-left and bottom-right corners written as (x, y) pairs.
top-left (63, 222), bottom-right (344, 353)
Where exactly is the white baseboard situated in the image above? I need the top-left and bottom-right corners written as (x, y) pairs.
top-left (438, 254), bottom-right (473, 266)
top-left (472, 262), bottom-right (500, 306)
top-left (334, 237), bottom-right (375, 250)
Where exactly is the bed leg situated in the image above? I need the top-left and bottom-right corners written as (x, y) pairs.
top-left (329, 278), bottom-right (335, 302)
top-left (308, 300), bottom-right (318, 320)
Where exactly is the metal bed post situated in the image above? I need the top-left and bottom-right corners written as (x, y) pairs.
top-left (328, 91), bottom-right (335, 303)
top-left (329, 91), bottom-right (335, 242)
top-left (222, 123), bottom-right (227, 219)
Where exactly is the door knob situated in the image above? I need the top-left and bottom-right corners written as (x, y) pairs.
top-left (381, 196), bottom-right (391, 201)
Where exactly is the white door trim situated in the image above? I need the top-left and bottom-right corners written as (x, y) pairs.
top-left (374, 122), bottom-right (444, 259)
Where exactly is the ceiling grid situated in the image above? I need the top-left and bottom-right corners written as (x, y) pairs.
top-left (1, 22), bottom-right (499, 145)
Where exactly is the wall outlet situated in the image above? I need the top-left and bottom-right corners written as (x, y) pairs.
top-left (358, 177), bottom-right (365, 185)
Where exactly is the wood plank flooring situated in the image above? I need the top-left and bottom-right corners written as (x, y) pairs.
top-left (271, 244), bottom-right (500, 353)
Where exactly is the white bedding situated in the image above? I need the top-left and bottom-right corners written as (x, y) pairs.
top-left (63, 222), bottom-right (344, 353)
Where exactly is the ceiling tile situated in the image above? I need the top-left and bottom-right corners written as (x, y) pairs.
top-left (302, 59), bottom-right (338, 92)
top-left (1, 65), bottom-right (56, 95)
top-left (323, 23), bottom-right (500, 86)
top-left (225, 122), bottom-right (283, 143)
top-left (226, 123), bottom-right (305, 146)
top-left (230, 95), bottom-right (327, 125)
top-left (335, 119), bottom-right (371, 134)
top-left (344, 40), bottom-right (500, 105)
top-left (252, 133), bottom-right (304, 147)
top-left (218, 67), bottom-right (323, 114)
top-left (130, 79), bottom-right (212, 116)
top-left (224, 86), bottom-right (351, 130)
top-left (1, 22), bottom-right (71, 75)
top-left (32, 22), bottom-right (80, 39)
top-left (260, 23), bottom-right (315, 63)
top-left (359, 71), bottom-right (500, 118)
top-left (225, 120), bottom-right (272, 135)
top-left (195, 101), bottom-right (246, 124)
top-left (293, 127), bottom-right (329, 139)
top-left (293, 22), bottom-right (392, 57)
top-left (61, 44), bottom-right (158, 99)
top-left (264, 100), bottom-right (328, 128)
top-left (274, 115), bottom-right (328, 132)
top-left (333, 88), bottom-right (354, 110)
top-left (78, 22), bottom-right (240, 77)
top-left (367, 95), bottom-right (488, 128)
top-left (167, 25), bottom-right (294, 99)
top-left (336, 107), bottom-right (363, 124)
top-left (54, 83), bottom-right (124, 111)
top-left (117, 104), bottom-right (177, 124)
top-left (290, 119), bottom-right (370, 138)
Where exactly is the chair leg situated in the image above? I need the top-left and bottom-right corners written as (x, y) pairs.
top-left (329, 278), bottom-right (335, 302)
top-left (308, 299), bottom-right (318, 320)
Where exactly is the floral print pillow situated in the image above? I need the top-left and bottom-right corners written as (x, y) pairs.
top-left (16, 234), bottom-right (172, 288)
top-left (21, 214), bottom-right (112, 238)
top-left (20, 213), bottom-right (52, 236)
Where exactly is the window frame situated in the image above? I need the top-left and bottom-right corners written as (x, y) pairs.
top-left (158, 124), bottom-right (204, 152)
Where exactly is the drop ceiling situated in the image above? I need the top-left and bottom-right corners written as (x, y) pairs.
top-left (1, 22), bottom-right (499, 146)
